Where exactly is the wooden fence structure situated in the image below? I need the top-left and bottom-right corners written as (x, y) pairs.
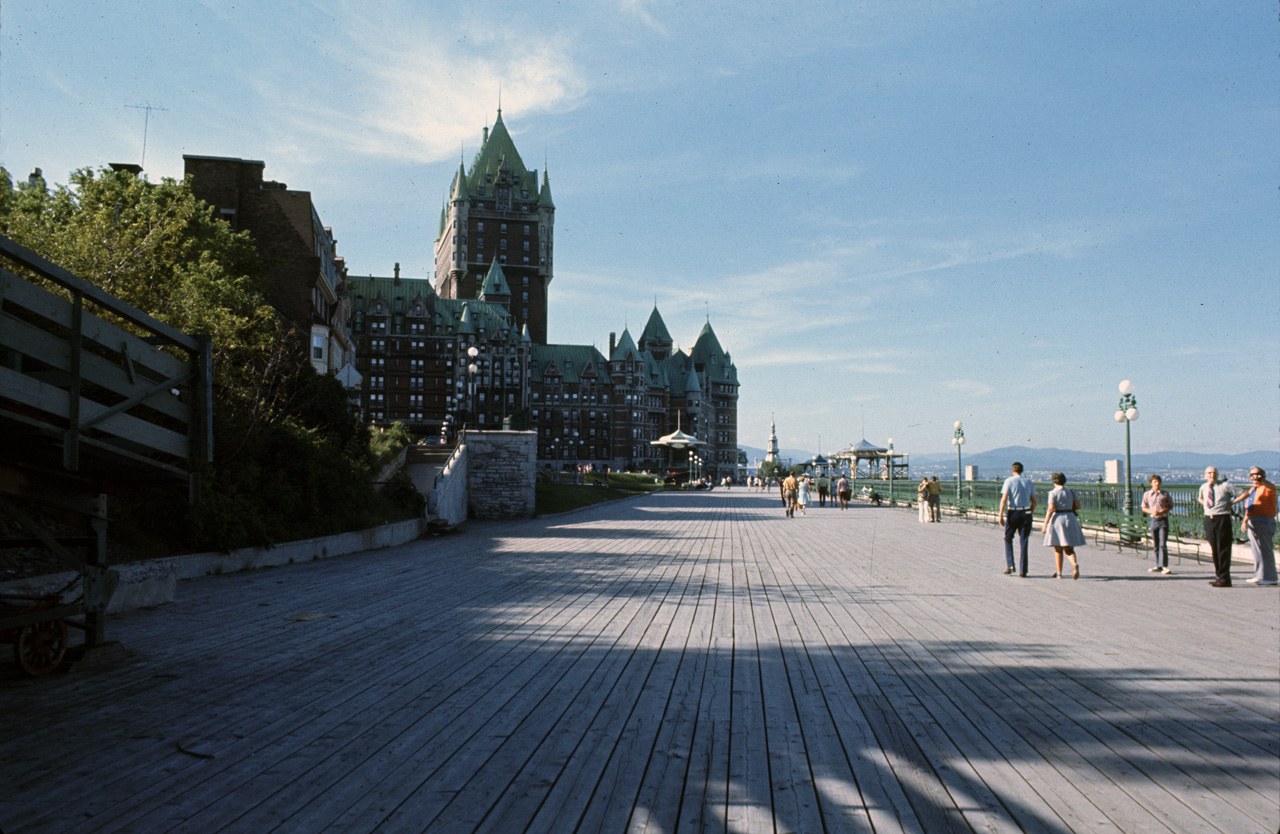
top-left (0, 234), bottom-right (211, 668)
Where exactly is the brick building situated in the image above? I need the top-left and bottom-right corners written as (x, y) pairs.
top-left (346, 266), bottom-right (530, 432)
top-left (350, 109), bottom-right (741, 479)
top-left (432, 109), bottom-right (555, 344)
top-left (183, 155), bottom-right (358, 383)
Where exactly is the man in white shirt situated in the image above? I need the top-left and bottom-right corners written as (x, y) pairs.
top-left (1200, 466), bottom-right (1235, 587)
top-left (998, 462), bottom-right (1038, 576)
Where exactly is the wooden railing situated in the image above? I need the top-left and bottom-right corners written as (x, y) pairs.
top-left (0, 234), bottom-right (212, 494)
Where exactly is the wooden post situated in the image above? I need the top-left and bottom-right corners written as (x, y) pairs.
top-left (64, 290), bottom-right (84, 471)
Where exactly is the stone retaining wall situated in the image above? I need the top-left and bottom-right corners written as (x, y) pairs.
top-left (0, 517), bottom-right (425, 614)
top-left (464, 430), bottom-right (536, 519)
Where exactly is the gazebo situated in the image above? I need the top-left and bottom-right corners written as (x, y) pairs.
top-left (830, 439), bottom-right (909, 481)
top-left (649, 414), bottom-right (704, 483)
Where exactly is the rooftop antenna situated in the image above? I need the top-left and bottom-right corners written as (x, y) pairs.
top-left (126, 102), bottom-right (167, 168)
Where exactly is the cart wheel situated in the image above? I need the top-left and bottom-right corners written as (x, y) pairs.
top-left (15, 619), bottom-right (68, 677)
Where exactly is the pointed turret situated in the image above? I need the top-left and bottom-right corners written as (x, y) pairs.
top-left (457, 301), bottom-right (475, 335)
top-left (610, 328), bottom-right (639, 362)
top-left (539, 168), bottom-right (555, 208)
top-left (639, 306), bottom-right (673, 358)
top-left (479, 260), bottom-right (512, 300)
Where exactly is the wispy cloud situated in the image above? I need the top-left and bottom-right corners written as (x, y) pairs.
top-left (620, 0), bottom-right (668, 36)
top-left (943, 379), bottom-right (994, 396)
top-left (245, 1), bottom-right (589, 164)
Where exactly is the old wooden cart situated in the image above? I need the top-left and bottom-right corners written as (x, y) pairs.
top-left (0, 233), bottom-right (212, 674)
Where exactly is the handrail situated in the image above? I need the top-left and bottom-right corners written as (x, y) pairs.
top-left (0, 234), bottom-right (199, 352)
top-left (848, 477), bottom-right (1212, 540)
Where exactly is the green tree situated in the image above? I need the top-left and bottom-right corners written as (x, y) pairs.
top-left (0, 167), bottom-right (420, 552)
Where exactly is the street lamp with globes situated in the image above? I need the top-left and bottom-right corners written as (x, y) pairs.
top-left (1115, 379), bottom-right (1139, 515)
top-left (887, 437), bottom-right (895, 504)
top-left (466, 345), bottom-right (480, 429)
top-left (951, 421), bottom-right (965, 507)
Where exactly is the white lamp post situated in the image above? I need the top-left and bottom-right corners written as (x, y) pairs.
top-left (951, 421), bottom-right (966, 506)
top-left (887, 437), bottom-right (895, 504)
top-left (1114, 379), bottom-right (1139, 515)
top-left (466, 345), bottom-right (480, 429)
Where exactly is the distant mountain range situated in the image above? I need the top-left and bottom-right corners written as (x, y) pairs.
top-left (740, 444), bottom-right (1278, 481)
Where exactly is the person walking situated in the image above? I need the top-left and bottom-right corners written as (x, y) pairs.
top-left (927, 476), bottom-right (943, 522)
top-left (1140, 474), bottom-right (1174, 574)
top-left (817, 474), bottom-right (829, 508)
top-left (917, 477), bottom-right (930, 523)
top-left (796, 476), bottom-right (810, 516)
top-left (998, 462), bottom-right (1038, 576)
top-left (836, 475), bottom-right (851, 510)
top-left (1234, 467), bottom-right (1278, 585)
top-left (1041, 473), bottom-right (1085, 579)
top-left (782, 471), bottom-right (798, 518)
top-left (1200, 466), bottom-right (1235, 587)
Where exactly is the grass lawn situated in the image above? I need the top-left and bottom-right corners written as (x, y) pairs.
top-left (535, 472), bottom-right (667, 516)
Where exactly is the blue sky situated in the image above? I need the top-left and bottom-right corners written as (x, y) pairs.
top-left (2, 0), bottom-right (1275, 458)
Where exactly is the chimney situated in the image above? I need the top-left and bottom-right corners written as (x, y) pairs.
top-left (394, 263), bottom-right (401, 283)
top-left (28, 168), bottom-right (43, 187)
top-left (609, 332), bottom-right (616, 357)
top-left (483, 126), bottom-right (489, 144)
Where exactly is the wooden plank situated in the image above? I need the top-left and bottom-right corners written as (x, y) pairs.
top-left (0, 491), bottom-right (1275, 834)
top-left (0, 268), bottom-right (192, 379)
top-left (0, 241), bottom-right (199, 352)
top-left (2, 311), bottom-right (190, 424)
top-left (0, 365), bottom-right (188, 458)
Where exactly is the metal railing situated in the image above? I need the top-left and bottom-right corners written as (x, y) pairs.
top-left (849, 478), bottom-right (1207, 539)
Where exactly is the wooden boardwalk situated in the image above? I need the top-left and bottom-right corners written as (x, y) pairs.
top-left (2, 490), bottom-right (1277, 833)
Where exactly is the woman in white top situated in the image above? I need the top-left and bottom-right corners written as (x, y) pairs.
top-left (917, 478), bottom-right (930, 523)
top-left (796, 477), bottom-right (810, 515)
top-left (1042, 472), bottom-right (1086, 578)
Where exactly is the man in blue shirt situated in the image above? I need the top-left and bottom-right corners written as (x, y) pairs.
top-left (998, 462), bottom-right (1038, 576)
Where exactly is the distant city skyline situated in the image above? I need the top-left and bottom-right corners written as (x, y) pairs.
top-left (2, 1), bottom-right (1275, 455)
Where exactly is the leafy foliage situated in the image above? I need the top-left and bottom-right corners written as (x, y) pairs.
top-left (0, 167), bottom-right (422, 554)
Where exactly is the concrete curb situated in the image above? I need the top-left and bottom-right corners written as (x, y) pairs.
top-left (0, 517), bottom-right (426, 614)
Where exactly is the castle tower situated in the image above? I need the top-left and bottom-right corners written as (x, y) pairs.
top-left (433, 109), bottom-right (555, 343)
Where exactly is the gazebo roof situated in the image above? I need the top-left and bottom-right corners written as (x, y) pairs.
top-left (849, 439), bottom-right (888, 454)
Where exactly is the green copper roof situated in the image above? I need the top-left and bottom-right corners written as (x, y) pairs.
top-left (684, 366), bottom-right (702, 396)
top-left (531, 344), bottom-right (610, 385)
top-left (347, 275), bottom-right (519, 340)
top-left (480, 261), bottom-right (511, 298)
top-left (610, 329), bottom-right (639, 362)
top-left (539, 168), bottom-right (554, 209)
top-left (690, 320), bottom-right (738, 386)
top-left (639, 306), bottom-right (672, 348)
top-left (456, 302), bottom-right (475, 335)
top-left (464, 110), bottom-right (535, 198)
